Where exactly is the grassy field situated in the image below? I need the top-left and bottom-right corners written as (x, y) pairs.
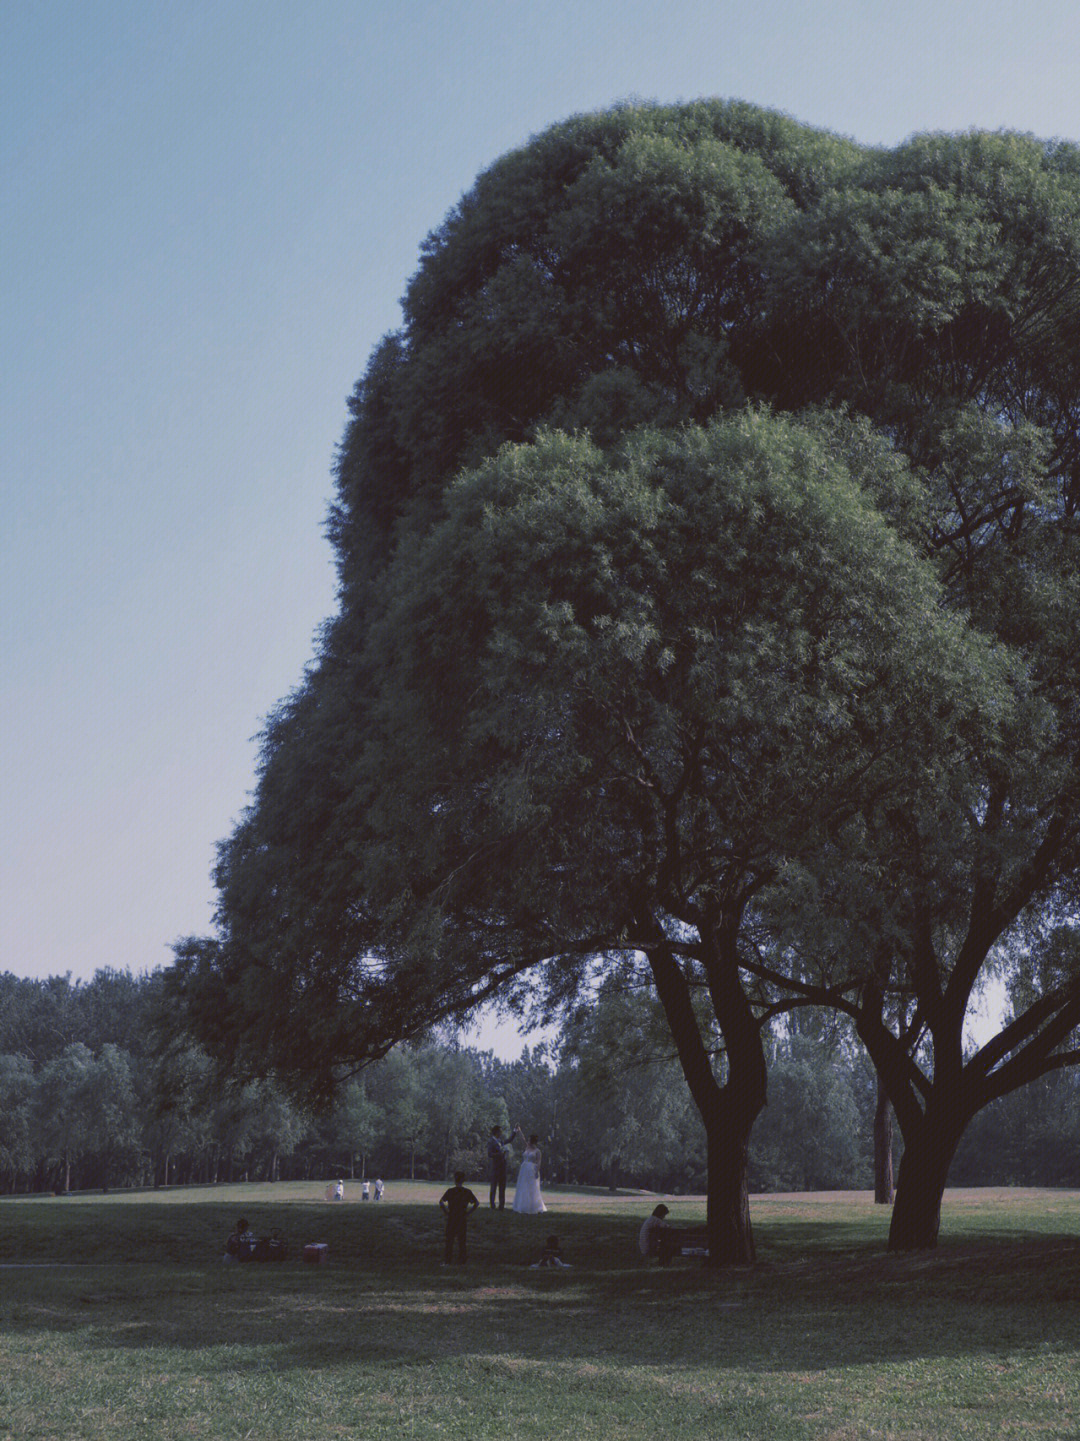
top-left (0, 1183), bottom-right (1077, 1440)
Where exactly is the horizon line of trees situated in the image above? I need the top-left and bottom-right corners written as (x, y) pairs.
top-left (2, 968), bottom-right (1079, 1198)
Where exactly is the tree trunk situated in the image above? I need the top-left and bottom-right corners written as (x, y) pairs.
top-left (873, 1076), bottom-right (894, 1204)
top-left (705, 1111), bottom-right (756, 1264)
top-left (639, 908), bottom-right (765, 1267)
top-left (888, 1121), bottom-right (962, 1250)
top-left (607, 1155), bottom-right (620, 1192)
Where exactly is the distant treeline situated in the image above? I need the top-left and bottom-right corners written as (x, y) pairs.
top-left (1, 969), bottom-right (1078, 1196)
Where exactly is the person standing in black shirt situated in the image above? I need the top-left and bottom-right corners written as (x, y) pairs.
top-left (439, 1172), bottom-right (480, 1264)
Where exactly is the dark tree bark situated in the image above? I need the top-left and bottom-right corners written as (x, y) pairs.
top-left (642, 910), bottom-right (766, 1266)
top-left (704, 1105), bottom-right (756, 1263)
top-left (873, 1075), bottom-right (894, 1204)
top-left (888, 1114), bottom-right (964, 1250)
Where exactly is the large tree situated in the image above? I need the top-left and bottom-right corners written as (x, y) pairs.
top-left (175, 102), bottom-right (1080, 1255)
top-left (178, 411), bottom-right (1000, 1261)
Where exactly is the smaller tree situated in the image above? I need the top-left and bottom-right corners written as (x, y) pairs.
top-left (0, 1054), bottom-right (35, 1190)
top-left (83, 1044), bottom-right (139, 1190)
top-left (367, 1048), bottom-right (431, 1179)
top-left (748, 1035), bottom-right (862, 1192)
top-left (145, 1041), bottom-right (216, 1187)
top-left (558, 973), bottom-right (703, 1191)
top-left (35, 1043), bottom-right (96, 1192)
top-left (324, 1079), bottom-right (381, 1180)
top-left (246, 1079), bottom-right (311, 1181)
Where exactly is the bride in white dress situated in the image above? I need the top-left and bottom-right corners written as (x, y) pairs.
top-left (512, 1132), bottom-right (547, 1214)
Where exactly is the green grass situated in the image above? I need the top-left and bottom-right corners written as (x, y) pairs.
top-left (0, 1184), bottom-right (1078, 1439)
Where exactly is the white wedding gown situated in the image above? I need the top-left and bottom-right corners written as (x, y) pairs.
top-left (512, 1147), bottom-right (547, 1213)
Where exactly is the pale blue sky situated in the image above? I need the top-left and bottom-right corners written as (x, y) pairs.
top-left (3, 1), bottom-right (1078, 1054)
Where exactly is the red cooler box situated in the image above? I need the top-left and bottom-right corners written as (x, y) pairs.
top-left (302, 1242), bottom-right (329, 1265)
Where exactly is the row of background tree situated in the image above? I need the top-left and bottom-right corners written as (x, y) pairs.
top-left (2, 968), bottom-right (1078, 1197)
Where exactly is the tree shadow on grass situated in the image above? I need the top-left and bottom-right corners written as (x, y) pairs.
top-left (2, 1223), bottom-right (1078, 1378)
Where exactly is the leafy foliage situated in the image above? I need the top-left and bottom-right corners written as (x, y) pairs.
top-left (174, 100), bottom-right (1080, 1254)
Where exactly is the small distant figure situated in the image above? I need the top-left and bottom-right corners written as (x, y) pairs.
top-left (439, 1171), bottom-right (480, 1265)
top-left (531, 1234), bottom-right (571, 1269)
top-left (361, 1180), bottom-right (370, 1201)
top-left (334, 1179), bottom-right (345, 1202)
top-left (223, 1216), bottom-right (257, 1264)
top-left (373, 1178), bottom-right (385, 1202)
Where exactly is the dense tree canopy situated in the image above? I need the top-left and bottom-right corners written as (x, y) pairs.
top-left (175, 100), bottom-right (1080, 1258)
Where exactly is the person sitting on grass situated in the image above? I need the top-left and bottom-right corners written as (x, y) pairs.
top-left (638, 1204), bottom-right (708, 1265)
top-left (531, 1235), bottom-right (571, 1268)
top-left (439, 1171), bottom-right (480, 1266)
top-left (638, 1204), bottom-right (672, 1263)
top-left (223, 1217), bottom-right (257, 1264)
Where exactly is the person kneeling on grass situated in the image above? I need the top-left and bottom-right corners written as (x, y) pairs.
top-left (638, 1204), bottom-right (708, 1265)
top-left (439, 1172), bottom-right (480, 1265)
top-left (531, 1235), bottom-right (571, 1269)
top-left (223, 1217), bottom-right (257, 1264)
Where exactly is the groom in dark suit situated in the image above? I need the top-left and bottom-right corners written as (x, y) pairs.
top-left (487, 1125), bottom-right (511, 1210)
